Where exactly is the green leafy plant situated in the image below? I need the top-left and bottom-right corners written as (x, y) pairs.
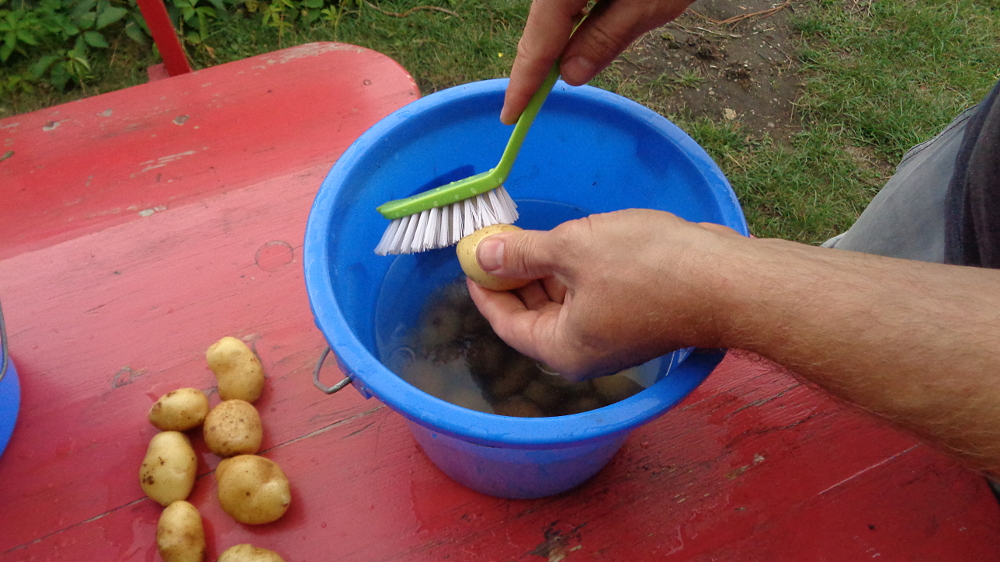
top-left (170, 0), bottom-right (228, 44)
top-left (1, 0), bottom-right (146, 92)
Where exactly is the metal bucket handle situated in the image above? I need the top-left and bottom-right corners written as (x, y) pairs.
top-left (312, 346), bottom-right (352, 394)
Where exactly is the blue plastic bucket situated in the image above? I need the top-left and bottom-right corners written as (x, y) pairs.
top-left (304, 79), bottom-right (748, 498)
top-left (0, 300), bottom-right (20, 459)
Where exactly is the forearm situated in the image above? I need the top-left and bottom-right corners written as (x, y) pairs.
top-left (714, 237), bottom-right (1000, 475)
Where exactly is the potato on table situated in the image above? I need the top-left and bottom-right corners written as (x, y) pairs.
top-left (216, 454), bottom-right (291, 525)
top-left (140, 431), bottom-right (197, 506)
top-left (203, 399), bottom-right (263, 458)
top-left (148, 388), bottom-right (210, 431)
top-left (207, 336), bottom-right (265, 403)
top-left (157, 500), bottom-right (206, 562)
top-left (218, 544), bottom-right (287, 562)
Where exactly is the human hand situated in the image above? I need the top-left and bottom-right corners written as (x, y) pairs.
top-left (501, 0), bottom-right (696, 124)
top-left (465, 209), bottom-right (743, 380)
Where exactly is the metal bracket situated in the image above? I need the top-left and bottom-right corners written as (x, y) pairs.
top-left (312, 346), bottom-right (352, 394)
top-left (0, 298), bottom-right (8, 384)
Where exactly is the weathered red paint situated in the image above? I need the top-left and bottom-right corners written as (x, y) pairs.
top-left (0, 43), bottom-right (997, 562)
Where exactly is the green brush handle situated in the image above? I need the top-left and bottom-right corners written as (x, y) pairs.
top-left (494, 62), bottom-right (560, 180)
top-left (377, 63), bottom-right (561, 220)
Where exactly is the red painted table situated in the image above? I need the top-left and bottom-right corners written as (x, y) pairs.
top-left (1, 43), bottom-right (998, 562)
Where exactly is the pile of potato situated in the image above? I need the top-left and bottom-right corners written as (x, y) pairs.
top-left (139, 336), bottom-right (290, 562)
top-left (395, 280), bottom-right (646, 417)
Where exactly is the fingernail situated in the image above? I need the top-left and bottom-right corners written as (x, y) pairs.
top-left (562, 56), bottom-right (596, 84)
top-left (477, 238), bottom-right (504, 271)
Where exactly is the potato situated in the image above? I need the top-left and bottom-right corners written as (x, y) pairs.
top-left (456, 224), bottom-right (531, 291)
top-left (493, 395), bottom-right (544, 417)
top-left (521, 379), bottom-right (561, 411)
top-left (207, 336), bottom-right (265, 403)
top-left (148, 388), bottom-right (210, 431)
top-left (156, 500), bottom-right (206, 562)
top-left (140, 431), bottom-right (197, 506)
top-left (218, 544), bottom-right (287, 562)
top-left (216, 455), bottom-right (291, 524)
top-left (203, 399), bottom-right (263, 458)
top-left (592, 372), bottom-right (644, 404)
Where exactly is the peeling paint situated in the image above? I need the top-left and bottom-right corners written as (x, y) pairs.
top-left (139, 150), bottom-right (197, 172)
top-left (43, 120), bottom-right (67, 132)
top-left (173, 115), bottom-right (189, 125)
top-left (273, 42), bottom-right (365, 64)
top-left (98, 109), bottom-right (113, 117)
top-left (138, 205), bottom-right (168, 217)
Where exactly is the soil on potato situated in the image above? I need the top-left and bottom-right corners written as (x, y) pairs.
top-left (614, 0), bottom-right (801, 142)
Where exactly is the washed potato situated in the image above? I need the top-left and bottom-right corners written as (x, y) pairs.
top-left (207, 336), bottom-right (265, 403)
top-left (148, 388), bottom-right (210, 431)
top-left (203, 399), bottom-right (263, 458)
top-left (216, 455), bottom-right (291, 524)
top-left (140, 431), bottom-right (197, 506)
top-left (592, 372), bottom-right (644, 404)
top-left (156, 500), bottom-right (206, 562)
top-left (456, 224), bottom-right (531, 291)
top-left (218, 544), bottom-right (287, 562)
top-left (493, 395), bottom-right (544, 417)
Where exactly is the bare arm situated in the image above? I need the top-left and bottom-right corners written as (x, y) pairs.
top-left (468, 210), bottom-right (1000, 476)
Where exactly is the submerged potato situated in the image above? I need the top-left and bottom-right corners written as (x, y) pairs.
top-left (493, 395), bottom-right (544, 417)
top-left (216, 455), bottom-right (291, 525)
top-left (456, 224), bottom-right (531, 291)
top-left (140, 431), bottom-right (197, 506)
top-left (207, 337), bottom-right (265, 403)
top-left (203, 399), bottom-right (263, 458)
top-left (148, 388), bottom-right (210, 431)
top-left (592, 372), bottom-right (645, 404)
top-left (157, 500), bottom-right (206, 562)
top-left (218, 544), bottom-right (286, 562)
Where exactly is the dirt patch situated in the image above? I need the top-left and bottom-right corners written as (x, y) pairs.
top-left (614, 0), bottom-right (802, 142)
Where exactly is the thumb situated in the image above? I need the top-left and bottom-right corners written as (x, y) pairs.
top-left (476, 230), bottom-right (556, 280)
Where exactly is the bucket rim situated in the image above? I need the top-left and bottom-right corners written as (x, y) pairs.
top-left (304, 78), bottom-right (735, 448)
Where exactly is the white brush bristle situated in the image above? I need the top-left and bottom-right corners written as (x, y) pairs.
top-left (374, 186), bottom-right (518, 255)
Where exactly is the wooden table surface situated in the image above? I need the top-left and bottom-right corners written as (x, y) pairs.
top-left (1, 43), bottom-right (998, 562)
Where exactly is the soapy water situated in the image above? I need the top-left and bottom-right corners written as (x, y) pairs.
top-left (377, 278), bottom-right (663, 417)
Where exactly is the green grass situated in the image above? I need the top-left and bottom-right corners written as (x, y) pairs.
top-left (3, 0), bottom-right (999, 244)
top-left (794, 0), bottom-right (1000, 163)
top-left (592, 0), bottom-right (1000, 243)
top-left (193, 0), bottom-right (529, 95)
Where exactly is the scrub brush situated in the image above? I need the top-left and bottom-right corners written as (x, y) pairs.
top-left (374, 63), bottom-right (560, 256)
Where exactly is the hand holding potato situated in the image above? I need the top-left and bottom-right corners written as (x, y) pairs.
top-left (140, 431), bottom-right (198, 506)
top-left (148, 388), bottom-right (210, 431)
top-left (207, 337), bottom-right (265, 403)
top-left (157, 500), bottom-right (206, 562)
top-left (203, 399), bottom-right (263, 458)
top-left (216, 454), bottom-right (291, 524)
